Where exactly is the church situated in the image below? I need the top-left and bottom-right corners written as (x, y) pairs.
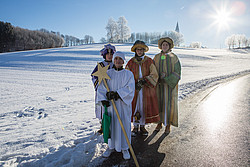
top-left (175, 22), bottom-right (180, 33)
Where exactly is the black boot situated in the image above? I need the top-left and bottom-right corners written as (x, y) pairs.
top-left (97, 126), bottom-right (103, 134)
top-left (131, 125), bottom-right (138, 137)
top-left (140, 126), bottom-right (148, 136)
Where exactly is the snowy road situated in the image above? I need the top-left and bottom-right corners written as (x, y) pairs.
top-left (100, 74), bottom-right (249, 166)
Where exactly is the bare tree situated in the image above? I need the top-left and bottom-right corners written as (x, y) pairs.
top-left (117, 16), bottom-right (131, 43)
top-left (136, 33), bottom-right (141, 41)
top-left (100, 37), bottom-right (107, 43)
top-left (237, 34), bottom-right (247, 48)
top-left (64, 35), bottom-right (70, 47)
top-left (128, 33), bottom-right (135, 43)
top-left (145, 32), bottom-right (149, 44)
top-left (150, 32), bottom-right (161, 44)
top-left (167, 30), bottom-right (184, 47)
top-left (225, 34), bottom-right (248, 49)
top-left (190, 42), bottom-right (202, 48)
top-left (225, 36), bottom-right (232, 49)
top-left (89, 36), bottom-right (94, 44)
top-left (231, 35), bottom-right (237, 48)
top-left (106, 17), bottom-right (118, 43)
top-left (242, 37), bottom-right (248, 47)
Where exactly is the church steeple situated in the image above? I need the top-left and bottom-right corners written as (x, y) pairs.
top-left (175, 22), bottom-right (180, 33)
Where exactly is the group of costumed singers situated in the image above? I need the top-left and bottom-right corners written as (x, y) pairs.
top-left (91, 37), bottom-right (181, 160)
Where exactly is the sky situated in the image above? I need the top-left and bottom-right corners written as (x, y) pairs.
top-left (0, 0), bottom-right (249, 48)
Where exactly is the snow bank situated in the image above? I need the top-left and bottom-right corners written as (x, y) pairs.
top-left (179, 70), bottom-right (250, 100)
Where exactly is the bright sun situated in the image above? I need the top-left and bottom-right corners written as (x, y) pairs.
top-left (214, 9), bottom-right (230, 28)
top-left (209, 2), bottom-right (233, 33)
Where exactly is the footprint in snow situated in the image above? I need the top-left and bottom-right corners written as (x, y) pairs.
top-left (46, 96), bottom-right (56, 101)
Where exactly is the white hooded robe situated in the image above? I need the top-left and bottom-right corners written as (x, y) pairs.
top-left (97, 68), bottom-right (135, 152)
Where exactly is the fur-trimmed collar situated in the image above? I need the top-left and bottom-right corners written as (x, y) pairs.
top-left (132, 55), bottom-right (148, 64)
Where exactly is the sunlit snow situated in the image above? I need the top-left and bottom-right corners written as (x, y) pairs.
top-left (0, 44), bottom-right (249, 166)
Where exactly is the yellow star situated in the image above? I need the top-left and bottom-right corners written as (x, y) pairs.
top-left (92, 63), bottom-right (111, 85)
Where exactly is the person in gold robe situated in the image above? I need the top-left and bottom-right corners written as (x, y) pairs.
top-left (153, 37), bottom-right (181, 134)
top-left (126, 40), bottom-right (160, 136)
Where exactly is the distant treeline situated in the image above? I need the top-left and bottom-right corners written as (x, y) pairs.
top-left (0, 21), bottom-right (65, 53)
top-left (103, 16), bottom-right (184, 46)
top-left (225, 34), bottom-right (250, 49)
top-left (0, 21), bottom-right (96, 53)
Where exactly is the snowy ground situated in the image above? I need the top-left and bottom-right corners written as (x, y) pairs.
top-left (0, 44), bottom-right (249, 167)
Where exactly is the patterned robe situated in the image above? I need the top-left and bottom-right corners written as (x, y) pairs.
top-left (153, 51), bottom-right (181, 127)
top-left (126, 56), bottom-right (160, 123)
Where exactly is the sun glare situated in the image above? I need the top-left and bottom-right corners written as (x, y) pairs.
top-left (210, 5), bottom-right (232, 32)
top-left (206, 1), bottom-right (242, 33)
top-left (215, 9), bottom-right (230, 28)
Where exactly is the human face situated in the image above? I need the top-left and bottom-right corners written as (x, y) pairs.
top-left (162, 42), bottom-right (170, 53)
top-left (135, 47), bottom-right (144, 57)
top-left (105, 52), bottom-right (113, 61)
top-left (114, 57), bottom-right (124, 68)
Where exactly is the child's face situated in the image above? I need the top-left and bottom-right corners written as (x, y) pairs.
top-left (114, 57), bottom-right (124, 68)
top-left (162, 42), bottom-right (170, 53)
top-left (106, 52), bottom-right (113, 61)
top-left (135, 47), bottom-right (144, 56)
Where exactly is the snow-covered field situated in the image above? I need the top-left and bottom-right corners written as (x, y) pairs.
top-left (0, 44), bottom-right (249, 167)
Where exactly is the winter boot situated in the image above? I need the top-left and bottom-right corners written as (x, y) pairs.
top-left (122, 149), bottom-right (130, 160)
top-left (165, 124), bottom-right (170, 134)
top-left (103, 148), bottom-right (114, 158)
top-left (131, 125), bottom-right (139, 137)
top-left (155, 123), bottom-right (162, 132)
top-left (140, 126), bottom-right (148, 136)
top-left (97, 126), bottom-right (103, 134)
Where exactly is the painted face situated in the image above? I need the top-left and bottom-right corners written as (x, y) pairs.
top-left (105, 52), bottom-right (113, 61)
top-left (135, 47), bottom-right (144, 56)
top-left (162, 41), bottom-right (170, 53)
top-left (114, 57), bottom-right (124, 68)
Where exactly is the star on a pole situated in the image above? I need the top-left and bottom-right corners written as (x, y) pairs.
top-left (92, 63), bottom-right (139, 167)
top-left (92, 63), bottom-right (111, 85)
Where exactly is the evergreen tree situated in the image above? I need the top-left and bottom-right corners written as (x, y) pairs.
top-left (0, 21), bottom-right (15, 52)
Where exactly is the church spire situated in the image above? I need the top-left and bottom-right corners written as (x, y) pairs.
top-left (175, 22), bottom-right (180, 33)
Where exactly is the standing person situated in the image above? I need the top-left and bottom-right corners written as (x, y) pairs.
top-left (153, 37), bottom-right (181, 134)
top-left (91, 44), bottom-right (116, 134)
top-left (97, 51), bottom-right (135, 160)
top-left (126, 40), bottom-right (160, 136)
